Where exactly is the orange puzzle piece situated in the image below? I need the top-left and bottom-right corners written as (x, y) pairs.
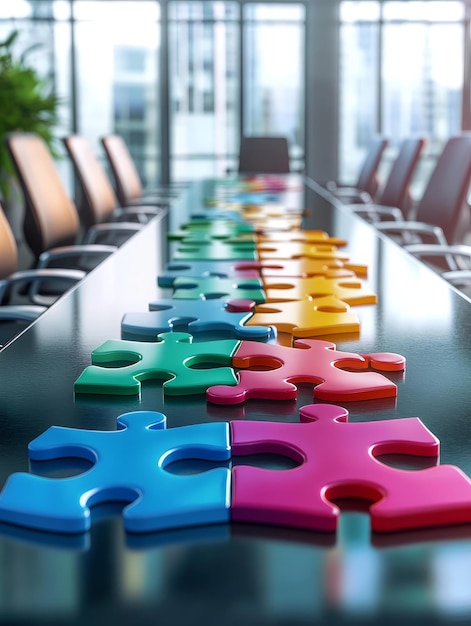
top-left (257, 241), bottom-right (350, 261)
top-left (256, 230), bottom-right (347, 248)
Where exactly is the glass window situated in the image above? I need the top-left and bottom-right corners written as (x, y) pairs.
top-left (168, 1), bottom-right (239, 181)
top-left (339, 19), bottom-right (379, 182)
top-left (383, 1), bottom-right (464, 21)
top-left (243, 4), bottom-right (305, 167)
top-left (74, 1), bottom-right (160, 188)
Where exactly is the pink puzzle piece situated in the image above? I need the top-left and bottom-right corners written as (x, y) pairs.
top-left (244, 297), bottom-right (360, 338)
top-left (263, 276), bottom-right (377, 306)
top-left (231, 404), bottom-right (471, 533)
top-left (207, 338), bottom-right (405, 404)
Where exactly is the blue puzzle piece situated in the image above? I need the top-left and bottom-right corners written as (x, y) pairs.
top-left (121, 299), bottom-right (275, 340)
top-left (172, 276), bottom-right (266, 303)
top-left (158, 261), bottom-right (258, 287)
top-left (0, 411), bottom-right (231, 534)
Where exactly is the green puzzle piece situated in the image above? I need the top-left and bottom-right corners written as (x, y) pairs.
top-left (74, 332), bottom-right (240, 396)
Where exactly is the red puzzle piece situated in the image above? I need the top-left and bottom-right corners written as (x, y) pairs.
top-left (207, 339), bottom-right (405, 404)
top-left (231, 403), bottom-right (471, 533)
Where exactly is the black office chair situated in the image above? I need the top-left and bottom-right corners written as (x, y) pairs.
top-left (100, 134), bottom-right (179, 209)
top-left (6, 132), bottom-right (119, 269)
top-left (375, 135), bottom-right (471, 253)
top-left (63, 135), bottom-right (161, 243)
top-left (347, 137), bottom-right (426, 222)
top-left (0, 202), bottom-right (84, 346)
top-left (327, 136), bottom-right (389, 203)
top-left (238, 136), bottom-right (291, 175)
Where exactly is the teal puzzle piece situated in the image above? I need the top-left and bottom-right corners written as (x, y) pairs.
top-left (0, 411), bottom-right (231, 534)
top-left (172, 276), bottom-right (266, 303)
top-left (74, 332), bottom-right (240, 396)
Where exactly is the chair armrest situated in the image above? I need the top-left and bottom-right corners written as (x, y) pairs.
top-left (348, 204), bottom-right (403, 222)
top-left (327, 185), bottom-right (372, 204)
top-left (37, 244), bottom-right (117, 270)
top-left (0, 304), bottom-right (46, 323)
top-left (83, 222), bottom-right (144, 244)
top-left (441, 269), bottom-right (471, 286)
top-left (0, 268), bottom-right (85, 306)
top-left (375, 221), bottom-right (448, 245)
top-left (404, 243), bottom-right (471, 272)
top-left (113, 205), bottom-right (162, 224)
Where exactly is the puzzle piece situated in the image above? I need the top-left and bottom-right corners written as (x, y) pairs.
top-left (0, 411), bottom-right (231, 533)
top-left (169, 230), bottom-right (256, 244)
top-left (207, 338), bottom-right (405, 404)
top-left (243, 297), bottom-right (360, 338)
top-left (231, 403), bottom-right (471, 533)
top-left (157, 261), bottom-right (259, 288)
top-left (257, 242), bottom-right (350, 261)
top-left (257, 230), bottom-right (347, 247)
top-left (74, 332), bottom-right (239, 396)
top-left (263, 276), bottom-right (377, 306)
top-left (172, 276), bottom-right (266, 303)
top-left (174, 240), bottom-right (257, 261)
top-left (172, 219), bottom-right (255, 237)
top-left (121, 299), bottom-right (275, 340)
top-left (227, 259), bottom-right (363, 278)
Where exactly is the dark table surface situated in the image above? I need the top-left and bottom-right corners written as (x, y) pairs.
top-left (0, 176), bottom-right (470, 626)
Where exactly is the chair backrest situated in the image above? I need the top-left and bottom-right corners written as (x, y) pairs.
top-left (101, 134), bottom-right (143, 206)
top-left (378, 137), bottom-right (426, 218)
top-left (356, 136), bottom-right (389, 199)
top-left (6, 133), bottom-right (80, 259)
top-left (416, 134), bottom-right (471, 244)
top-left (0, 203), bottom-right (18, 279)
top-left (238, 136), bottom-right (290, 175)
top-left (63, 135), bottom-right (118, 228)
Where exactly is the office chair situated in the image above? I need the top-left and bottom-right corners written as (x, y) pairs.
top-left (0, 202), bottom-right (84, 347)
top-left (327, 136), bottom-right (389, 203)
top-left (375, 135), bottom-right (471, 256)
top-left (63, 135), bottom-right (162, 240)
top-left (100, 134), bottom-right (178, 209)
top-left (6, 132), bottom-right (119, 270)
top-left (347, 137), bottom-right (426, 222)
top-left (237, 136), bottom-right (291, 175)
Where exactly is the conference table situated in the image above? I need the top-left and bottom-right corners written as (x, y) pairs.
top-left (0, 175), bottom-right (470, 625)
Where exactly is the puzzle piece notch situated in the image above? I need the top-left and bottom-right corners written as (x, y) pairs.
top-left (256, 230), bottom-right (347, 248)
top-left (233, 259), bottom-right (364, 278)
top-left (257, 242), bottom-right (350, 261)
top-left (74, 332), bottom-right (240, 397)
top-left (0, 411), bottom-right (231, 534)
top-left (122, 299), bottom-right (275, 340)
top-left (244, 297), bottom-right (360, 338)
top-left (172, 276), bottom-right (266, 303)
top-left (207, 339), bottom-right (404, 405)
top-left (231, 403), bottom-right (471, 533)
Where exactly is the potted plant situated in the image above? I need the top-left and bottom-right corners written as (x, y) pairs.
top-left (0, 29), bottom-right (61, 236)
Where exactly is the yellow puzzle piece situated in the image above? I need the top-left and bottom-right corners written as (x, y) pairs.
top-left (245, 296), bottom-right (360, 338)
top-left (263, 276), bottom-right (377, 306)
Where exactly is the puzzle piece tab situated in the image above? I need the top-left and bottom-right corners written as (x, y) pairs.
top-left (244, 297), bottom-right (360, 338)
top-left (231, 404), bottom-right (471, 533)
top-left (263, 276), bottom-right (377, 306)
top-left (0, 411), bottom-right (231, 533)
top-left (74, 332), bottom-right (239, 396)
top-left (207, 338), bottom-right (405, 404)
top-left (122, 299), bottom-right (275, 340)
top-left (172, 276), bottom-right (266, 303)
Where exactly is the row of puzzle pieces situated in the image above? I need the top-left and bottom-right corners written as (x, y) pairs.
top-left (2, 179), bottom-right (468, 540)
top-left (3, 404), bottom-right (471, 536)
